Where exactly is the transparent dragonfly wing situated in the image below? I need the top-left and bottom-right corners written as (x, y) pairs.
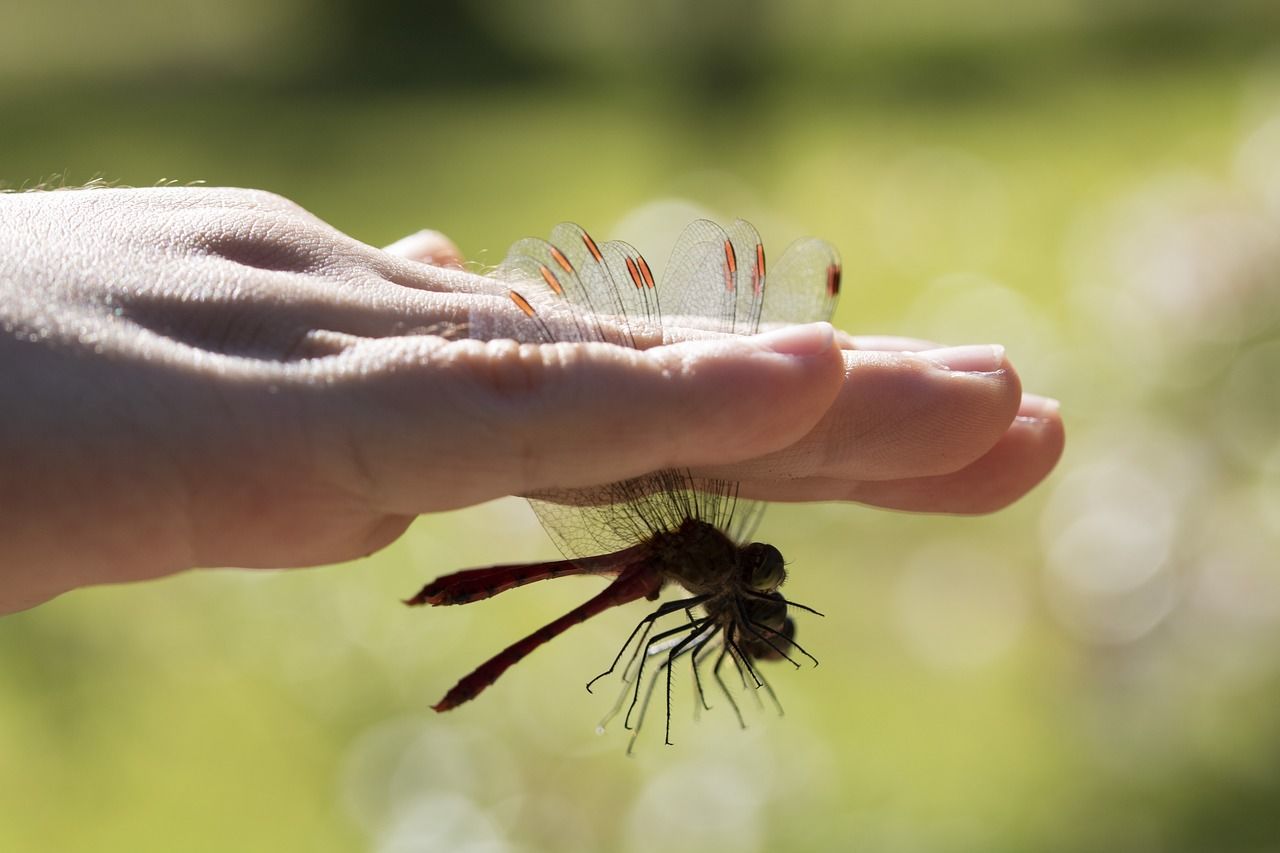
top-left (495, 222), bottom-right (637, 346)
top-left (759, 235), bottom-right (842, 326)
top-left (494, 220), bottom-right (841, 559)
top-left (596, 239), bottom-right (662, 336)
top-left (527, 472), bottom-right (751, 564)
top-left (723, 218), bottom-right (769, 334)
top-left (653, 218), bottom-right (764, 337)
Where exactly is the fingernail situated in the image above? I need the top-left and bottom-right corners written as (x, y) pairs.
top-left (921, 344), bottom-right (1005, 373)
top-left (1017, 393), bottom-right (1061, 422)
top-left (752, 322), bottom-right (835, 358)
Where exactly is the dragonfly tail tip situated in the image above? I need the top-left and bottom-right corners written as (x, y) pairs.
top-left (403, 588), bottom-right (444, 607)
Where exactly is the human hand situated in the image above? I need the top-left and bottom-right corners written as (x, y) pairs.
top-left (0, 187), bottom-right (1062, 613)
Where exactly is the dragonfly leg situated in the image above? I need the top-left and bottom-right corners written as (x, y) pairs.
top-left (688, 615), bottom-right (717, 714)
top-left (625, 620), bottom-right (715, 754)
top-left (585, 595), bottom-right (706, 693)
top-left (620, 620), bottom-right (703, 731)
top-left (754, 663), bottom-right (786, 717)
top-left (710, 645), bottom-right (746, 729)
top-left (663, 622), bottom-right (717, 747)
top-left (742, 588), bottom-right (826, 619)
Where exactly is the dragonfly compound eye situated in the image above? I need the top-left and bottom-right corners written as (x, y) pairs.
top-left (743, 542), bottom-right (786, 591)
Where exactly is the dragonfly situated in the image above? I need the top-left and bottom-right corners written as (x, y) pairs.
top-left (406, 219), bottom-right (841, 750)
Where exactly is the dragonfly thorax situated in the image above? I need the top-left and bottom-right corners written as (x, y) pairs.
top-left (649, 518), bottom-right (789, 597)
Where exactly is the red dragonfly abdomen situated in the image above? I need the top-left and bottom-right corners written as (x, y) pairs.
top-left (406, 559), bottom-right (595, 606)
top-left (406, 542), bottom-right (649, 607)
top-left (431, 564), bottom-right (665, 711)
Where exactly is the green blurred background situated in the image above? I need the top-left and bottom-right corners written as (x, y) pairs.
top-left (5, 1), bottom-right (1280, 850)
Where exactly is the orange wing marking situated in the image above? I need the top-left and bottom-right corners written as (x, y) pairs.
top-left (826, 263), bottom-right (842, 298)
top-left (539, 264), bottom-right (565, 296)
top-left (753, 243), bottom-right (765, 295)
top-left (509, 291), bottom-right (538, 317)
top-left (581, 231), bottom-right (604, 263)
top-left (637, 256), bottom-right (656, 289)
top-left (722, 240), bottom-right (736, 292)
top-left (549, 246), bottom-right (574, 275)
top-left (624, 256), bottom-right (644, 289)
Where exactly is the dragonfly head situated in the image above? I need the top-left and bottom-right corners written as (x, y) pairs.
top-left (741, 542), bottom-right (786, 591)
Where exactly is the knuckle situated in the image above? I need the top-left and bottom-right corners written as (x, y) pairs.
top-left (461, 339), bottom-right (561, 400)
top-left (173, 206), bottom-right (328, 273)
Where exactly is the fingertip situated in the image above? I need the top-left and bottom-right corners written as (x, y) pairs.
top-left (917, 345), bottom-right (1025, 475)
top-left (920, 343), bottom-right (1025, 430)
top-left (947, 395), bottom-right (1066, 514)
top-left (383, 229), bottom-right (464, 268)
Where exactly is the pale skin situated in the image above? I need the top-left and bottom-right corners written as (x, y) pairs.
top-left (0, 187), bottom-right (1064, 615)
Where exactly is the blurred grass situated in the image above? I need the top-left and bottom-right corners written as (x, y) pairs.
top-left (4, 5), bottom-right (1280, 852)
